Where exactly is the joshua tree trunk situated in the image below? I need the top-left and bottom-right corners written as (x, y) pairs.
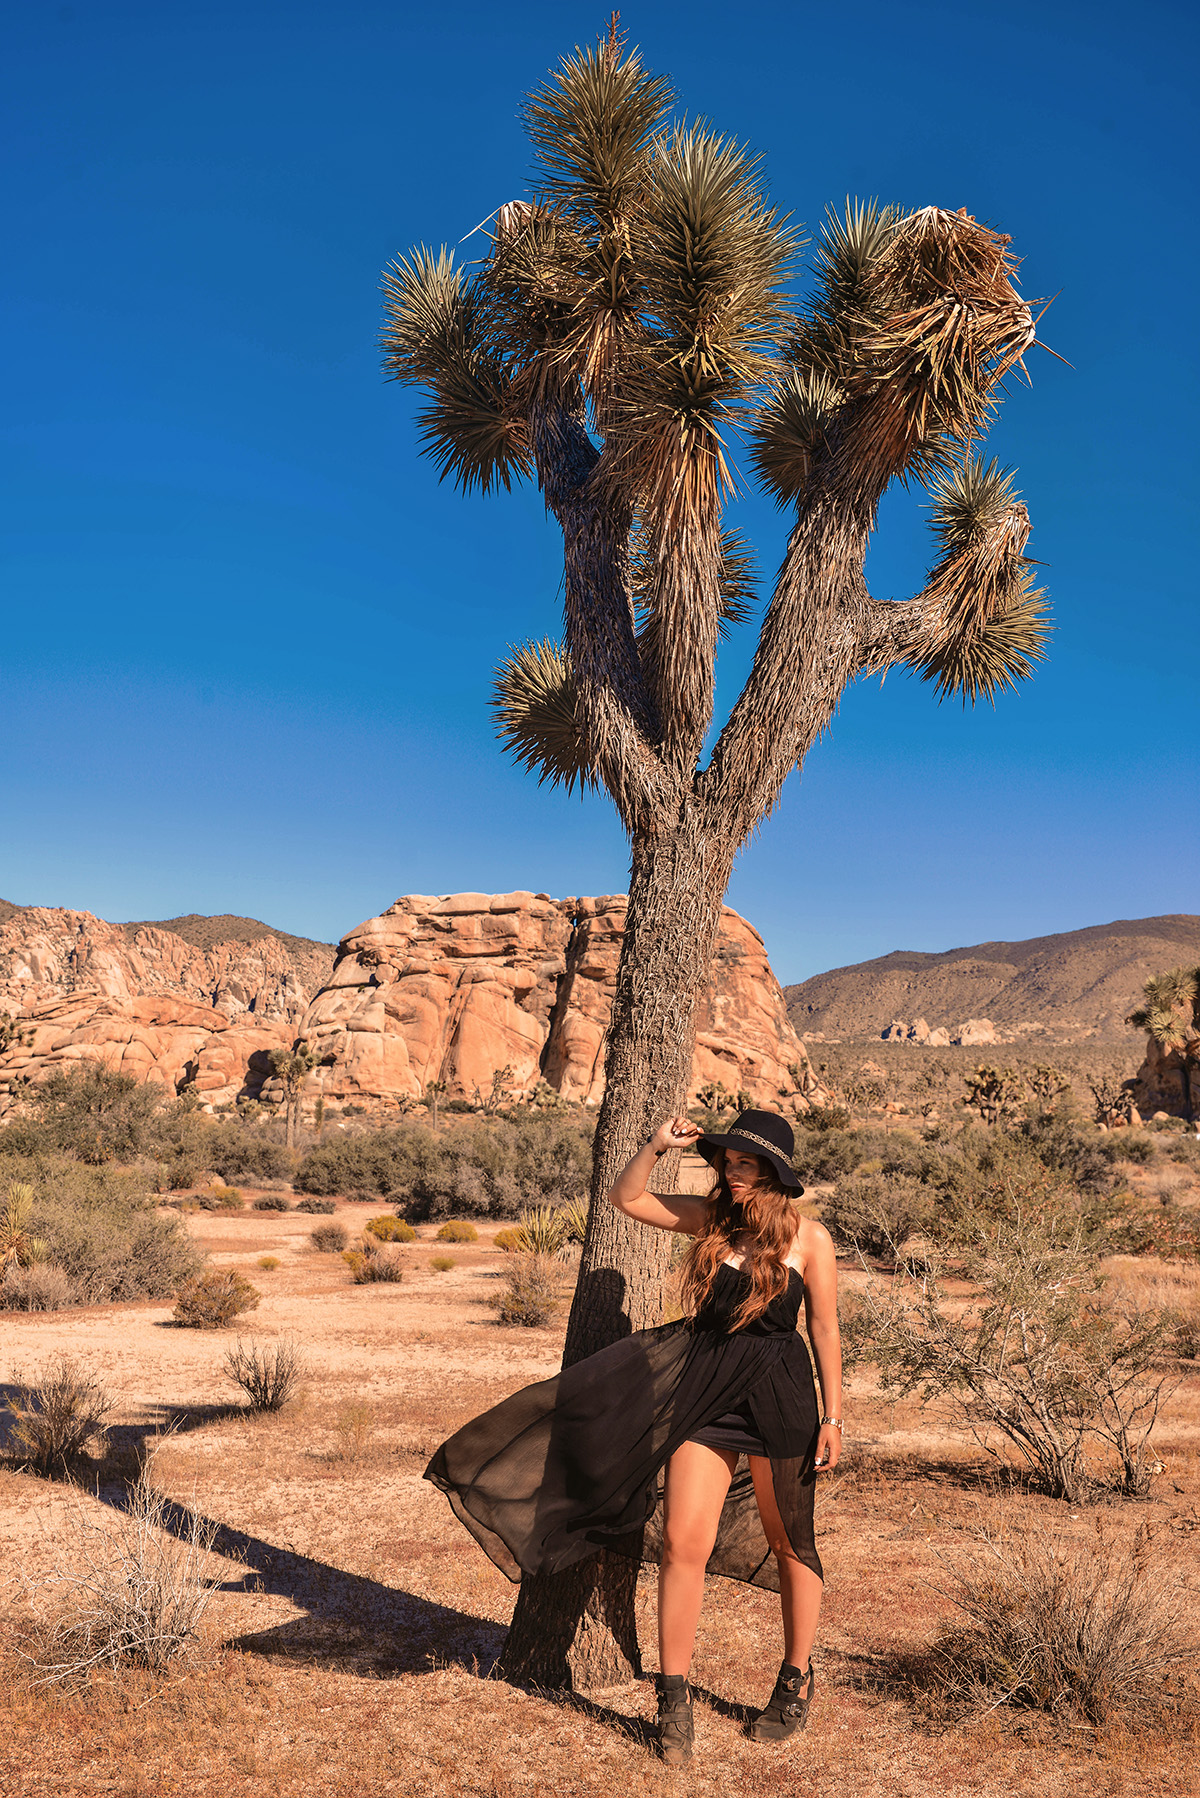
top-left (498, 818), bottom-right (732, 1689)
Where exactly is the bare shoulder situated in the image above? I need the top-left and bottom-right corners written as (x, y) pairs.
top-left (789, 1215), bottom-right (836, 1275)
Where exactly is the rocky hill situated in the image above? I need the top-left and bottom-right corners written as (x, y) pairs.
top-left (0, 894), bottom-right (826, 1117)
top-left (785, 915), bottom-right (1200, 1044)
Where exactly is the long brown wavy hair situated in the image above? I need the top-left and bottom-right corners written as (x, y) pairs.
top-left (679, 1149), bottom-right (801, 1331)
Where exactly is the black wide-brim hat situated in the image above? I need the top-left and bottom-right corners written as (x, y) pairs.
top-left (696, 1108), bottom-right (804, 1192)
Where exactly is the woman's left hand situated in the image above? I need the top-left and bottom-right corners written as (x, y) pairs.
top-left (813, 1422), bottom-right (842, 1473)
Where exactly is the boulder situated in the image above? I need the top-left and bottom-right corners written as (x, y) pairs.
top-left (1131, 1036), bottom-right (1198, 1121)
top-left (953, 1018), bottom-right (999, 1047)
top-left (301, 892), bottom-right (827, 1114)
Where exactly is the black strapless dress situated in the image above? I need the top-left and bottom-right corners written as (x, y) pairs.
top-left (424, 1263), bottom-right (822, 1591)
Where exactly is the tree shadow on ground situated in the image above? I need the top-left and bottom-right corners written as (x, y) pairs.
top-left (5, 1393), bottom-right (507, 1679)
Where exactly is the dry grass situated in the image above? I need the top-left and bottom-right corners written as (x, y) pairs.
top-left (222, 1337), bottom-right (306, 1414)
top-left (4, 1355), bottom-right (113, 1476)
top-left (1, 1201), bottom-right (1198, 1796)
top-left (16, 1478), bottom-right (219, 1684)
top-left (911, 1518), bottom-right (1197, 1725)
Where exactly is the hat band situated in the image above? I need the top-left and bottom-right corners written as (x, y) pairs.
top-left (724, 1127), bottom-right (794, 1170)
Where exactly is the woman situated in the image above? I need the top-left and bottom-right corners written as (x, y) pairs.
top-left (425, 1107), bottom-right (842, 1766)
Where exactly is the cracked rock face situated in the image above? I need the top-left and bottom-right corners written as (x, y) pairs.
top-left (301, 892), bottom-right (824, 1113)
top-left (0, 895), bottom-right (823, 1119)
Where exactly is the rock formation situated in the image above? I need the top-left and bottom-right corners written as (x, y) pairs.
top-left (0, 905), bottom-right (334, 1112)
top-left (298, 892), bottom-right (825, 1113)
top-left (0, 894), bottom-right (824, 1118)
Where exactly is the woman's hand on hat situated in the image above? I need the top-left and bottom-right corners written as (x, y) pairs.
top-left (649, 1116), bottom-right (702, 1156)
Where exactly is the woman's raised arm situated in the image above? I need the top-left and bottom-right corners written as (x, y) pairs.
top-left (606, 1116), bottom-right (710, 1236)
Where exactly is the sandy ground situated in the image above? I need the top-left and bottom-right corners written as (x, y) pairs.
top-left (1, 1197), bottom-right (1198, 1797)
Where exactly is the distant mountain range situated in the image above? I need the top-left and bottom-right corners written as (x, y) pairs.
top-left (784, 915), bottom-right (1200, 1043)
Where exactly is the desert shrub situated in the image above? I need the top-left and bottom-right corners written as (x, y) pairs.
top-left (436, 1220), bottom-right (478, 1243)
top-left (333, 1401), bottom-right (374, 1462)
top-left (365, 1215), bottom-right (417, 1242)
top-left (222, 1336), bottom-right (305, 1412)
top-left (1108, 1131), bottom-right (1157, 1166)
top-left (201, 1119), bottom-right (298, 1184)
top-left (26, 1478), bottom-right (218, 1680)
top-left (800, 1105), bottom-right (851, 1132)
top-left (294, 1113), bottom-right (593, 1219)
top-left (188, 1189), bottom-right (245, 1212)
top-left (0, 1264), bottom-right (83, 1312)
top-left (492, 1254), bottom-right (559, 1327)
top-left (173, 1270), bottom-right (260, 1328)
top-left (0, 1063), bottom-right (161, 1164)
top-left (1017, 1112), bottom-right (1117, 1196)
top-left (823, 1171), bottom-right (937, 1263)
top-left (0, 1157), bottom-right (201, 1304)
top-left (310, 1221), bottom-right (349, 1253)
top-left (923, 1522), bottom-right (1194, 1725)
top-left (790, 1127), bottom-right (866, 1183)
top-left (494, 1228), bottom-right (522, 1253)
top-left (856, 1215), bottom-right (1174, 1500)
top-left (295, 1197), bottom-right (336, 1214)
top-left (256, 1255), bottom-right (280, 1271)
top-left (1105, 1203), bottom-right (1200, 1261)
top-left (4, 1356), bottom-right (113, 1475)
top-left (342, 1244), bottom-right (403, 1284)
top-left (430, 1255), bottom-right (455, 1272)
top-left (253, 1195), bottom-right (292, 1212)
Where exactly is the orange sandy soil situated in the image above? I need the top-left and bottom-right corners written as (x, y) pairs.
top-left (1, 1198), bottom-right (1198, 1797)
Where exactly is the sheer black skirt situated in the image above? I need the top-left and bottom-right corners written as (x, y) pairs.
top-left (424, 1317), bottom-right (822, 1591)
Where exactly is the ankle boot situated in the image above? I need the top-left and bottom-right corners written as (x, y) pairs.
top-left (655, 1673), bottom-right (694, 1767)
top-left (748, 1658), bottom-right (814, 1741)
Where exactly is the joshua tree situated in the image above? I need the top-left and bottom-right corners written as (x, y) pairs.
top-left (1128, 967), bottom-right (1200, 1123)
top-left (269, 1041), bottom-right (332, 1149)
top-left (383, 29), bottom-right (1048, 1686)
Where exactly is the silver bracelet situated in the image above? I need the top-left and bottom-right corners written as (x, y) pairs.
top-left (821, 1416), bottom-right (844, 1431)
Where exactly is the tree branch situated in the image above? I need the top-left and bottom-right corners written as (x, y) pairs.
top-left (528, 400), bottom-right (677, 827)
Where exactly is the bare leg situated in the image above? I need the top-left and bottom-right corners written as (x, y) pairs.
top-left (748, 1456), bottom-right (822, 1677)
top-left (658, 1440), bottom-right (737, 1676)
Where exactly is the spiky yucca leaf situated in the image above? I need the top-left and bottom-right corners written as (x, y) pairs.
top-left (749, 367), bottom-right (845, 505)
top-left (840, 207), bottom-right (1037, 496)
top-left (491, 640), bottom-right (593, 792)
top-left (381, 249), bottom-right (530, 493)
top-left (792, 199), bottom-right (899, 380)
top-left (523, 34), bottom-right (671, 227)
top-left (913, 585), bottom-right (1049, 704)
top-left (905, 456), bottom-right (1049, 703)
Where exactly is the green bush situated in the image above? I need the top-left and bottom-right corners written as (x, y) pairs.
top-left (173, 1270), bottom-right (260, 1328)
top-left (493, 1227), bottom-right (522, 1253)
top-left (430, 1255), bottom-right (455, 1272)
top-left (823, 1171), bottom-right (937, 1263)
top-left (295, 1197), bottom-right (336, 1215)
top-left (201, 1121), bottom-right (298, 1185)
top-left (436, 1220), bottom-right (478, 1243)
top-left (294, 1113), bottom-right (593, 1220)
top-left (0, 1156), bottom-right (201, 1304)
top-left (253, 1195), bottom-right (292, 1212)
top-left (0, 1064), bottom-right (161, 1164)
top-left (799, 1105), bottom-right (851, 1132)
top-left (790, 1128), bottom-right (866, 1183)
top-left (365, 1215), bottom-right (417, 1242)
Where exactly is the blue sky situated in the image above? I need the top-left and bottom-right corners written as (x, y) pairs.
top-left (3, 0), bottom-right (1196, 981)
